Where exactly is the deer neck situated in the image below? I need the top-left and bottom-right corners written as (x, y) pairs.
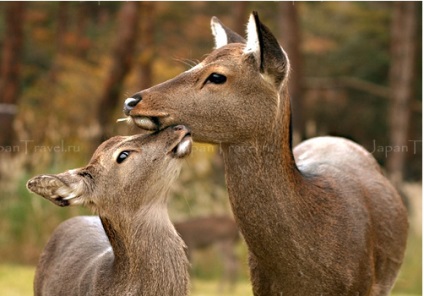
top-left (220, 90), bottom-right (305, 261)
top-left (100, 202), bottom-right (189, 295)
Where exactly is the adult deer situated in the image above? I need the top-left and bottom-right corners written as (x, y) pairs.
top-left (174, 216), bottom-right (240, 290)
top-left (124, 12), bottom-right (408, 296)
top-left (27, 126), bottom-right (192, 296)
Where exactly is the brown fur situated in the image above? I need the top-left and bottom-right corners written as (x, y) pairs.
top-left (27, 127), bottom-right (191, 296)
top-left (125, 12), bottom-right (408, 296)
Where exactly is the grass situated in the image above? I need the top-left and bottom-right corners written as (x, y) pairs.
top-left (191, 279), bottom-right (253, 296)
top-left (392, 229), bottom-right (422, 294)
top-left (0, 264), bottom-right (254, 296)
top-left (0, 264), bottom-right (34, 296)
top-left (0, 264), bottom-right (420, 296)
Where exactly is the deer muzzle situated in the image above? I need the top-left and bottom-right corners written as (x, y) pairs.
top-left (122, 96), bottom-right (170, 131)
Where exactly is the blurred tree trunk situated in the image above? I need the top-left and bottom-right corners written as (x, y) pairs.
top-left (232, 2), bottom-right (248, 34)
top-left (96, 2), bottom-right (140, 143)
top-left (0, 2), bottom-right (25, 147)
top-left (75, 3), bottom-right (90, 58)
top-left (49, 2), bottom-right (69, 85)
top-left (387, 2), bottom-right (417, 184)
top-left (137, 2), bottom-right (155, 90)
top-left (279, 2), bottom-right (305, 145)
top-left (56, 2), bottom-right (69, 56)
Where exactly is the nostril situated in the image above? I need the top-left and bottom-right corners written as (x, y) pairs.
top-left (126, 98), bottom-right (138, 108)
top-left (123, 94), bottom-right (142, 115)
top-left (125, 95), bottom-right (141, 107)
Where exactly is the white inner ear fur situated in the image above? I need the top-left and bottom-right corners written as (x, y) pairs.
top-left (56, 178), bottom-right (85, 201)
top-left (243, 14), bottom-right (260, 61)
top-left (211, 18), bottom-right (228, 49)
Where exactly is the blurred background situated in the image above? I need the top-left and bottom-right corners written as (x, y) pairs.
top-left (0, 2), bottom-right (421, 295)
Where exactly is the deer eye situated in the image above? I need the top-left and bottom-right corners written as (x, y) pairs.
top-left (205, 73), bottom-right (227, 84)
top-left (116, 151), bottom-right (131, 164)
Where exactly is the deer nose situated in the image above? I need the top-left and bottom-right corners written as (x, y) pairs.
top-left (123, 94), bottom-right (142, 116)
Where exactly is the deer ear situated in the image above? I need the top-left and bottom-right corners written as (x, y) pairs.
top-left (27, 170), bottom-right (87, 207)
top-left (244, 12), bottom-right (290, 89)
top-left (211, 16), bottom-right (245, 49)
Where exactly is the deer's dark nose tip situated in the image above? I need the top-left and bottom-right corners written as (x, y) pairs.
top-left (123, 94), bottom-right (142, 116)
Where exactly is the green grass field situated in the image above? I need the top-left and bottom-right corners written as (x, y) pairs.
top-left (0, 264), bottom-right (254, 296)
top-left (0, 265), bottom-right (34, 296)
top-left (0, 264), bottom-right (420, 296)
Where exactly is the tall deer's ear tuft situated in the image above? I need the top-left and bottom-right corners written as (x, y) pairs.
top-left (211, 16), bottom-right (245, 49)
top-left (244, 11), bottom-right (290, 89)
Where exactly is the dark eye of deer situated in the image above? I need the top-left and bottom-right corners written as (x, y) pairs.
top-left (206, 73), bottom-right (227, 84)
top-left (116, 151), bottom-right (130, 164)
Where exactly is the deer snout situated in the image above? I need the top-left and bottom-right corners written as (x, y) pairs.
top-left (123, 94), bottom-right (142, 116)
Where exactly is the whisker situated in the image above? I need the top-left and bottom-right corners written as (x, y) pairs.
top-left (172, 57), bottom-right (199, 69)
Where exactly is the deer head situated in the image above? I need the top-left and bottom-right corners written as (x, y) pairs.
top-left (27, 126), bottom-right (192, 216)
top-left (124, 12), bottom-right (290, 144)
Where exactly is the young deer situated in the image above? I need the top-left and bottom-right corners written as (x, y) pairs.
top-left (123, 12), bottom-right (408, 296)
top-left (174, 216), bottom-right (240, 290)
top-left (27, 126), bottom-right (192, 296)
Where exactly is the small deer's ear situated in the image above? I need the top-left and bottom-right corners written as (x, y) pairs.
top-left (211, 16), bottom-right (245, 49)
top-left (244, 11), bottom-right (290, 89)
top-left (26, 170), bottom-right (87, 207)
